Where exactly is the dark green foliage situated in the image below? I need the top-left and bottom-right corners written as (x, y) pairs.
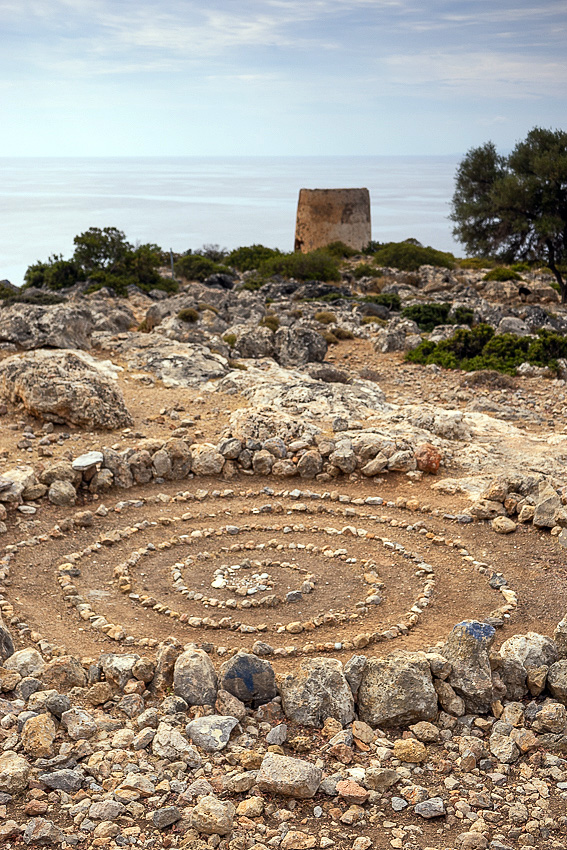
top-left (360, 293), bottom-right (402, 311)
top-left (452, 306), bottom-right (475, 326)
top-left (239, 278), bottom-right (266, 291)
top-left (406, 324), bottom-right (567, 374)
top-left (373, 241), bottom-right (456, 271)
top-left (23, 255), bottom-right (85, 290)
top-left (260, 250), bottom-right (341, 282)
top-left (401, 303), bottom-right (451, 331)
top-left (450, 127), bottom-right (567, 302)
top-left (260, 314), bottom-right (280, 332)
top-left (510, 262), bottom-right (531, 273)
top-left (352, 263), bottom-right (383, 279)
top-left (458, 257), bottom-right (495, 270)
top-left (0, 287), bottom-right (64, 306)
top-left (322, 241), bottom-right (358, 259)
top-left (178, 308), bottom-right (199, 323)
top-left (314, 310), bottom-right (336, 325)
top-left (175, 253), bottom-right (229, 281)
top-left (483, 266), bottom-right (521, 282)
top-left (24, 229), bottom-right (174, 296)
top-left (223, 333), bottom-right (237, 347)
top-left (226, 244), bottom-right (282, 272)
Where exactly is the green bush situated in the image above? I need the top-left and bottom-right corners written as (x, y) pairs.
top-left (458, 257), bottom-right (495, 270)
top-left (452, 306), bottom-right (475, 326)
top-left (23, 255), bottom-right (85, 291)
top-left (260, 314), bottom-right (280, 332)
top-left (314, 310), bottom-right (336, 325)
top-left (483, 266), bottom-right (521, 282)
top-left (352, 263), bottom-right (383, 280)
top-left (175, 254), bottom-right (230, 281)
top-left (510, 262), bottom-right (531, 273)
top-left (361, 316), bottom-right (387, 326)
top-left (360, 293), bottom-right (402, 311)
top-left (239, 277), bottom-right (266, 291)
top-left (401, 303), bottom-right (451, 331)
top-left (260, 250), bottom-right (341, 282)
top-left (178, 308), bottom-right (199, 323)
top-left (321, 330), bottom-right (338, 344)
top-left (226, 244), bottom-right (281, 271)
top-left (406, 324), bottom-right (567, 374)
top-left (223, 333), bottom-right (237, 347)
top-left (0, 287), bottom-right (65, 306)
top-left (322, 241), bottom-right (358, 260)
top-left (373, 241), bottom-right (456, 271)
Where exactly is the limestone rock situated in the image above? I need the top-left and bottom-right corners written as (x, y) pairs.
top-left (256, 752), bottom-right (322, 798)
top-left (185, 715), bottom-right (239, 752)
top-left (553, 614), bottom-right (567, 659)
top-left (61, 708), bottom-right (97, 740)
top-left (279, 658), bottom-right (355, 728)
top-left (152, 722), bottom-right (202, 765)
top-left (42, 656), bottom-right (87, 690)
top-left (22, 817), bottom-right (65, 846)
top-left (274, 327), bottom-right (327, 367)
top-left (499, 632), bottom-right (558, 670)
top-left (547, 660), bottom-right (567, 703)
top-left (0, 349), bottom-right (132, 429)
top-left (21, 714), bottom-right (56, 758)
top-left (191, 444), bottom-right (225, 476)
top-left (533, 482), bottom-right (562, 528)
top-left (393, 739), bottom-right (427, 763)
top-left (219, 652), bottom-right (276, 707)
top-left (48, 480), bottom-right (76, 506)
top-left (0, 751), bottom-right (30, 793)
top-left (441, 621), bottom-right (495, 713)
top-left (191, 795), bottom-right (235, 835)
top-left (357, 651), bottom-right (437, 727)
top-left (174, 649), bottom-right (218, 706)
top-left (5, 648), bottom-right (45, 678)
top-left (491, 516), bottom-right (517, 534)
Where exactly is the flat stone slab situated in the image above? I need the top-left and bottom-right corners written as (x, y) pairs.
top-left (72, 452), bottom-right (104, 470)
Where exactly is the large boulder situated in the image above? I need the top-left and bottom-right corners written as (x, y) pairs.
top-left (0, 349), bottom-right (132, 429)
top-left (533, 482), bottom-right (562, 528)
top-left (219, 652), bottom-right (276, 707)
top-left (274, 327), bottom-right (327, 367)
top-left (234, 326), bottom-right (275, 359)
top-left (357, 651), bottom-right (438, 727)
top-left (278, 658), bottom-right (355, 728)
top-left (499, 632), bottom-right (558, 670)
top-left (0, 303), bottom-right (94, 350)
top-left (441, 621), bottom-right (495, 713)
top-left (173, 649), bottom-right (218, 706)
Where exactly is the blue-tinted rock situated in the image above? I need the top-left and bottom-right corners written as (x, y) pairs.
top-left (219, 652), bottom-right (276, 707)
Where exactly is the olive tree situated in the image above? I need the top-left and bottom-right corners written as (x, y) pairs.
top-left (450, 127), bottom-right (567, 303)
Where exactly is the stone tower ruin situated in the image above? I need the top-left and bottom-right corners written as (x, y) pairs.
top-left (294, 188), bottom-right (371, 253)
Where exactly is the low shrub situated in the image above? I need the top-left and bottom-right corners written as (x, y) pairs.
top-left (314, 310), bottom-right (336, 325)
top-left (483, 266), bottom-right (521, 282)
top-left (197, 302), bottom-right (218, 314)
top-left (226, 244), bottom-right (282, 271)
top-left (239, 278), bottom-right (266, 291)
top-left (178, 308), bottom-right (199, 323)
top-left (175, 253), bottom-right (230, 281)
top-left (352, 263), bottom-right (383, 280)
top-left (322, 241), bottom-right (358, 260)
top-left (458, 257), bottom-right (495, 270)
top-left (223, 333), bottom-right (237, 347)
top-left (360, 293), bottom-right (401, 311)
top-left (452, 306), bottom-right (475, 326)
top-left (23, 255), bottom-right (85, 291)
top-left (401, 303), bottom-right (451, 331)
top-left (321, 330), bottom-right (338, 344)
top-left (0, 288), bottom-right (65, 306)
top-left (361, 316), bottom-right (387, 326)
top-left (333, 327), bottom-right (355, 340)
top-left (260, 314), bottom-right (280, 332)
top-left (406, 324), bottom-right (567, 374)
top-left (373, 240), bottom-right (456, 271)
top-left (260, 250), bottom-right (341, 282)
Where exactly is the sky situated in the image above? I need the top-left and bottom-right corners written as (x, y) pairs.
top-left (0, 0), bottom-right (566, 157)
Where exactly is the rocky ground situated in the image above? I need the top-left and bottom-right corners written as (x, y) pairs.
top-left (0, 261), bottom-right (566, 850)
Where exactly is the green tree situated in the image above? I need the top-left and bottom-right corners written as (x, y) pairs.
top-left (23, 254), bottom-right (85, 290)
top-left (73, 226), bottom-right (131, 272)
top-left (450, 127), bottom-right (567, 303)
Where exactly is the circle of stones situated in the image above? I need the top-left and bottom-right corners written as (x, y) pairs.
top-left (0, 486), bottom-right (519, 659)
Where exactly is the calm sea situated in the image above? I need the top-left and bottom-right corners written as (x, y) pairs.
top-left (0, 156), bottom-right (461, 287)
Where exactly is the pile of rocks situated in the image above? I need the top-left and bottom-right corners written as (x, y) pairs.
top-left (0, 619), bottom-right (564, 847)
top-left (468, 477), bottom-right (567, 544)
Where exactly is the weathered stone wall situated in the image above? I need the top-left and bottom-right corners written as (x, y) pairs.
top-left (294, 188), bottom-right (371, 253)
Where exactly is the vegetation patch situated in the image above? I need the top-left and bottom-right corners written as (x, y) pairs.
top-left (260, 250), bottom-right (341, 282)
top-left (360, 293), bottom-right (401, 311)
top-left (259, 314), bottom-right (280, 332)
top-left (223, 333), bottom-right (237, 347)
top-left (406, 324), bottom-right (567, 374)
top-left (322, 241), bottom-right (358, 260)
top-left (333, 327), bottom-right (355, 340)
top-left (226, 244), bottom-right (282, 272)
top-left (177, 308), bottom-right (199, 323)
top-left (373, 240), bottom-right (456, 271)
top-left (483, 267), bottom-right (522, 282)
top-left (352, 263), bottom-right (383, 280)
top-left (175, 253), bottom-right (230, 282)
top-left (314, 310), bottom-right (336, 325)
